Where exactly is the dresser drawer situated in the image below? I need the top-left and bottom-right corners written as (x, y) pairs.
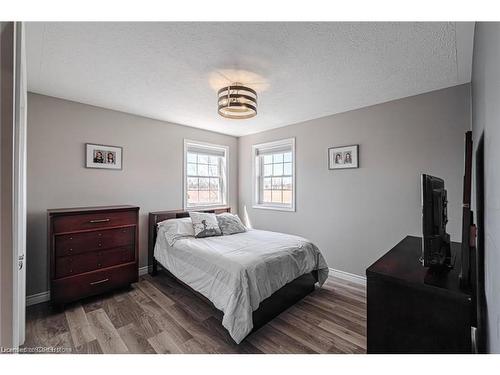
top-left (52, 210), bottom-right (137, 233)
top-left (55, 245), bottom-right (135, 278)
top-left (55, 226), bottom-right (135, 257)
top-left (51, 262), bottom-right (138, 305)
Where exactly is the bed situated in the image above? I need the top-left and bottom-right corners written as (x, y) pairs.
top-left (148, 207), bottom-right (329, 343)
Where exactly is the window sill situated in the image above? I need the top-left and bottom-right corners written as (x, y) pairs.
top-left (252, 204), bottom-right (295, 212)
top-left (184, 204), bottom-right (229, 211)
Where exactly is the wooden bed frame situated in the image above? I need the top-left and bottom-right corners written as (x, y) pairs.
top-left (147, 207), bottom-right (319, 336)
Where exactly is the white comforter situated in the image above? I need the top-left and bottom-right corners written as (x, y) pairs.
top-left (154, 228), bottom-right (329, 343)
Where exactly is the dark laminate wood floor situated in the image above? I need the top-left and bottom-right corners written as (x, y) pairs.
top-left (23, 272), bottom-right (366, 354)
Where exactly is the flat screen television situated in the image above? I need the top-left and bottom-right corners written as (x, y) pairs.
top-left (421, 131), bottom-right (474, 275)
top-left (421, 174), bottom-right (452, 268)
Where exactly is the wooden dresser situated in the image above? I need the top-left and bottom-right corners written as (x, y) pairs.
top-left (366, 236), bottom-right (473, 353)
top-left (48, 205), bottom-right (139, 306)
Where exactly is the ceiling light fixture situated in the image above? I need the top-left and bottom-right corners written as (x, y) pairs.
top-left (217, 83), bottom-right (257, 119)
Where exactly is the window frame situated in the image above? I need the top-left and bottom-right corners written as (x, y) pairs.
top-left (183, 139), bottom-right (229, 210)
top-left (252, 137), bottom-right (296, 212)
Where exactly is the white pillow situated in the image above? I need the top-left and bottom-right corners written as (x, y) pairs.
top-left (216, 213), bottom-right (247, 235)
top-left (158, 217), bottom-right (194, 246)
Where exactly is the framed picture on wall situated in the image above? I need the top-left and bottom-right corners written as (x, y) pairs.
top-left (328, 144), bottom-right (359, 170)
top-left (85, 143), bottom-right (123, 170)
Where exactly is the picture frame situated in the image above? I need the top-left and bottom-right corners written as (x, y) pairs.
top-left (328, 144), bottom-right (359, 170)
top-left (85, 143), bottom-right (123, 170)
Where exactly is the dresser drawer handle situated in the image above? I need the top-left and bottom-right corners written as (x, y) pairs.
top-left (90, 278), bottom-right (109, 286)
top-left (89, 218), bottom-right (110, 223)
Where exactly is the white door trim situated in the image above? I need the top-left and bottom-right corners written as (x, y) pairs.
top-left (12, 21), bottom-right (27, 347)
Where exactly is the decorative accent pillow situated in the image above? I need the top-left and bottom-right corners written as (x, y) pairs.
top-left (216, 213), bottom-right (247, 235)
top-left (157, 217), bottom-right (194, 246)
top-left (189, 212), bottom-right (222, 238)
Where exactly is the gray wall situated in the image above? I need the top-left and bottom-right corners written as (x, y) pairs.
top-left (27, 85), bottom-right (471, 300)
top-left (26, 93), bottom-right (238, 296)
top-left (471, 22), bottom-right (500, 354)
top-left (239, 84), bottom-right (470, 277)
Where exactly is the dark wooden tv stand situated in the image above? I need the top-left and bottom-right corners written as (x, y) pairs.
top-left (366, 236), bottom-right (473, 353)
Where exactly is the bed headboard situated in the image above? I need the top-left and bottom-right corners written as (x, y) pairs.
top-left (147, 207), bottom-right (231, 273)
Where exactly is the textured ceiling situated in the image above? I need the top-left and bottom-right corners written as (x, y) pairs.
top-left (26, 22), bottom-right (474, 137)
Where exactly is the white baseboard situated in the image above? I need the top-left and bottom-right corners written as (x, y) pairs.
top-left (26, 266), bottom-right (150, 306)
top-left (26, 291), bottom-right (51, 306)
top-left (329, 268), bottom-right (366, 285)
top-left (138, 265), bottom-right (149, 276)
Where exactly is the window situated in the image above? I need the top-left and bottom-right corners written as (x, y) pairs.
top-left (253, 138), bottom-right (295, 211)
top-left (184, 140), bottom-right (228, 209)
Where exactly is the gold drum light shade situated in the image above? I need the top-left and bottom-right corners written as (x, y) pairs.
top-left (218, 84), bottom-right (257, 119)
